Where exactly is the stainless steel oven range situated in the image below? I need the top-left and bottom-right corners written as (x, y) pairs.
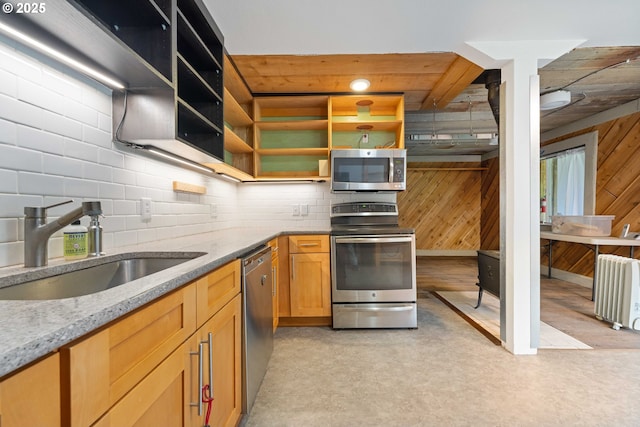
top-left (330, 202), bottom-right (417, 329)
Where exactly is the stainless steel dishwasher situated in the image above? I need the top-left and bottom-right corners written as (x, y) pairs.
top-left (242, 245), bottom-right (273, 415)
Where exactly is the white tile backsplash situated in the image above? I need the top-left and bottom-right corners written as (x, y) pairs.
top-left (18, 171), bottom-right (65, 195)
top-left (0, 68), bottom-right (17, 97)
top-left (42, 154), bottom-right (84, 178)
top-left (0, 170), bottom-right (17, 193)
top-left (42, 69), bottom-right (83, 101)
top-left (17, 125), bottom-right (65, 155)
top-left (0, 119), bottom-right (17, 144)
top-left (17, 78), bottom-right (61, 113)
top-left (0, 94), bottom-right (43, 129)
top-left (0, 144), bottom-right (42, 172)
top-left (0, 43), bottom-right (41, 82)
top-left (0, 38), bottom-right (361, 268)
top-left (41, 110), bottom-right (82, 139)
top-left (0, 219), bottom-right (19, 243)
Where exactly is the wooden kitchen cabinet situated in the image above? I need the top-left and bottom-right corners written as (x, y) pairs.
top-left (108, 0), bottom-right (227, 163)
top-left (269, 237), bottom-right (280, 331)
top-left (92, 338), bottom-right (193, 427)
top-left (288, 235), bottom-right (331, 319)
top-left (196, 258), bottom-right (241, 327)
top-left (0, 353), bottom-right (61, 427)
top-left (188, 294), bottom-right (242, 427)
top-left (253, 96), bottom-right (330, 179)
top-left (61, 285), bottom-right (197, 427)
top-left (210, 54), bottom-right (255, 181)
top-left (191, 260), bottom-right (243, 427)
top-left (60, 259), bottom-right (242, 427)
top-left (330, 95), bottom-right (404, 149)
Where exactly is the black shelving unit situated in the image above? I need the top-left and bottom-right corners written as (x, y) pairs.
top-left (175, 0), bottom-right (225, 161)
top-left (75, 0), bottom-right (173, 82)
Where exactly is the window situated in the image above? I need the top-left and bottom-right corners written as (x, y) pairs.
top-left (541, 146), bottom-right (585, 217)
top-left (539, 132), bottom-right (597, 223)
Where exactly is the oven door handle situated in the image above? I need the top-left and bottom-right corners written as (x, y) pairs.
top-left (334, 236), bottom-right (414, 244)
top-left (336, 304), bottom-right (415, 312)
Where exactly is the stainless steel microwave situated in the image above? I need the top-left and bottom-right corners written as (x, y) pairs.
top-left (330, 149), bottom-right (406, 192)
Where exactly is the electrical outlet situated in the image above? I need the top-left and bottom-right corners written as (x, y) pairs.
top-left (292, 204), bottom-right (300, 216)
top-left (362, 133), bottom-right (369, 144)
top-left (210, 203), bottom-right (218, 218)
top-left (300, 204), bottom-right (309, 216)
top-left (140, 197), bottom-right (152, 220)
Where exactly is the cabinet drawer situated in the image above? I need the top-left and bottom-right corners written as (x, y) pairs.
top-left (0, 353), bottom-right (60, 427)
top-left (61, 285), bottom-right (197, 427)
top-left (289, 234), bottom-right (329, 253)
top-left (196, 259), bottom-right (241, 326)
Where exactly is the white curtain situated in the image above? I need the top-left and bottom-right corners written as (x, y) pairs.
top-left (555, 147), bottom-right (585, 215)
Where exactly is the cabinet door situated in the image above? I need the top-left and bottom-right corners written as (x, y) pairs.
top-left (289, 252), bottom-right (331, 317)
top-left (92, 338), bottom-right (194, 427)
top-left (61, 285), bottom-right (197, 427)
top-left (188, 294), bottom-right (242, 427)
top-left (0, 353), bottom-right (60, 427)
top-left (196, 259), bottom-right (241, 327)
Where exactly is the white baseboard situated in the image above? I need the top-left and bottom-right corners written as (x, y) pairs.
top-left (541, 265), bottom-right (592, 289)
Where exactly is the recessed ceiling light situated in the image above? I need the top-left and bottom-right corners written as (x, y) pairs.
top-left (350, 78), bottom-right (370, 91)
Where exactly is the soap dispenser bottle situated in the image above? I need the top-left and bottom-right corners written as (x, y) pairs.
top-left (63, 220), bottom-right (88, 260)
top-left (88, 215), bottom-right (105, 257)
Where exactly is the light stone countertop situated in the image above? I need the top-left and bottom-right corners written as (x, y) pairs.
top-left (0, 226), bottom-right (329, 378)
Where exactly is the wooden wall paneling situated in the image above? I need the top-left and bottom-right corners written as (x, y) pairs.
top-left (398, 163), bottom-right (481, 251)
top-left (542, 111), bottom-right (640, 277)
top-left (594, 115), bottom-right (637, 168)
top-left (595, 117), bottom-right (640, 198)
top-left (480, 156), bottom-right (500, 250)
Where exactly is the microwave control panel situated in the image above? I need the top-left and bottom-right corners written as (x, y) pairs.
top-left (392, 158), bottom-right (405, 182)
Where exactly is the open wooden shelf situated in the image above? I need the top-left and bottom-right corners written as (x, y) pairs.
top-left (224, 88), bottom-right (252, 127)
top-left (224, 129), bottom-right (253, 154)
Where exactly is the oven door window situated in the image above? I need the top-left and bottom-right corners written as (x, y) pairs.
top-left (333, 158), bottom-right (389, 183)
top-left (333, 236), bottom-right (414, 291)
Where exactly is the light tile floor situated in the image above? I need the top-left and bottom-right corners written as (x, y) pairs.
top-left (242, 293), bottom-right (640, 427)
top-left (436, 291), bottom-right (592, 349)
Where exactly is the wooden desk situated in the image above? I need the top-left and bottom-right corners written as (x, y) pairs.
top-left (540, 231), bottom-right (640, 300)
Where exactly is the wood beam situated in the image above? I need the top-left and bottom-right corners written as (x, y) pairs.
top-left (421, 56), bottom-right (484, 111)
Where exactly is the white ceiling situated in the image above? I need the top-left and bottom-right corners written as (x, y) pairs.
top-left (205, 0), bottom-right (640, 64)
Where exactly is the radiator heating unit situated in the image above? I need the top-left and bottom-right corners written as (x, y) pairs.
top-left (594, 254), bottom-right (640, 330)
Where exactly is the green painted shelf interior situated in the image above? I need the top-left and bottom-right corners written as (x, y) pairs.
top-left (259, 130), bottom-right (328, 149)
top-left (258, 154), bottom-right (326, 174)
top-left (332, 131), bottom-right (397, 149)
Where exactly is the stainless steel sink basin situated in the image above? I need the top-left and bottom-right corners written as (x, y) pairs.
top-left (0, 252), bottom-right (206, 300)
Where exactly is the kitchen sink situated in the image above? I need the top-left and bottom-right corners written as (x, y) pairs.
top-left (0, 252), bottom-right (206, 300)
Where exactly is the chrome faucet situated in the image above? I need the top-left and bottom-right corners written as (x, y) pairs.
top-left (24, 200), bottom-right (102, 267)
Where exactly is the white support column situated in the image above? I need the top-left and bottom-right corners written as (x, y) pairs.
top-left (462, 40), bottom-right (583, 355)
top-left (501, 56), bottom-right (539, 354)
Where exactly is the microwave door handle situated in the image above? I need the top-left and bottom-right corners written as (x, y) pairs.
top-left (389, 157), bottom-right (394, 182)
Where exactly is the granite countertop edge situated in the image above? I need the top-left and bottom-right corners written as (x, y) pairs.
top-left (0, 226), bottom-right (329, 378)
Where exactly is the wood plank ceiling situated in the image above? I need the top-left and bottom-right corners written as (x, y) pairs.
top-left (231, 53), bottom-right (483, 111)
top-left (230, 47), bottom-right (640, 156)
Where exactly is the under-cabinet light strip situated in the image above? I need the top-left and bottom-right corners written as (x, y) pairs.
top-left (0, 22), bottom-right (126, 89)
top-left (146, 147), bottom-right (214, 174)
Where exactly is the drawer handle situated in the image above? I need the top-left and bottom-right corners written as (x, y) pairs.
top-left (299, 243), bottom-right (319, 247)
top-left (190, 332), bottom-right (214, 416)
top-left (189, 343), bottom-right (204, 415)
